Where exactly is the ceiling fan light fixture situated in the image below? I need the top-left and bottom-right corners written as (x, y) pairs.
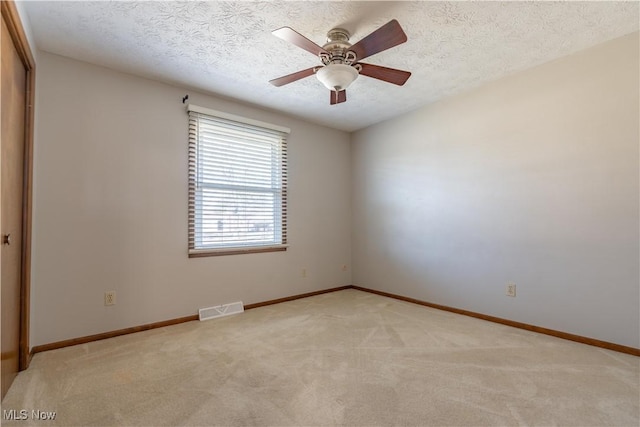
top-left (316, 64), bottom-right (358, 91)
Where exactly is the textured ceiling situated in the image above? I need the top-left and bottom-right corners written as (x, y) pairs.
top-left (23, 1), bottom-right (639, 132)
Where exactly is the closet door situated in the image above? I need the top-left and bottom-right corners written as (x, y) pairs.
top-left (1, 1), bottom-right (34, 401)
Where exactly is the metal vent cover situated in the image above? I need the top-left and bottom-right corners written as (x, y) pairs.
top-left (198, 301), bottom-right (244, 321)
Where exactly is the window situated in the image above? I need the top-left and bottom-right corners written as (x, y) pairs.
top-left (187, 105), bottom-right (289, 257)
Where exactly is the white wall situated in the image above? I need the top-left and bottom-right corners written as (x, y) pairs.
top-left (351, 33), bottom-right (639, 348)
top-left (31, 52), bottom-right (351, 346)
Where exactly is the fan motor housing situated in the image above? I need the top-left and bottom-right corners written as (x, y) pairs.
top-left (322, 28), bottom-right (355, 65)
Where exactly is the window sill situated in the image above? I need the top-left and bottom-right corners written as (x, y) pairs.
top-left (189, 245), bottom-right (288, 258)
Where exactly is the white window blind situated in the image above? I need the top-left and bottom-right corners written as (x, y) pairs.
top-left (187, 105), bottom-right (289, 255)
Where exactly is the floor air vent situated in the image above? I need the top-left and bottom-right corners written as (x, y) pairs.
top-left (199, 301), bottom-right (244, 321)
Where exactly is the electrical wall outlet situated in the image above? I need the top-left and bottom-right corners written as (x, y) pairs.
top-left (105, 291), bottom-right (116, 306)
top-left (506, 283), bottom-right (516, 297)
top-left (301, 268), bottom-right (307, 278)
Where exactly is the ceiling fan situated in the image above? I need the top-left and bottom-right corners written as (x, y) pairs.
top-left (269, 19), bottom-right (411, 105)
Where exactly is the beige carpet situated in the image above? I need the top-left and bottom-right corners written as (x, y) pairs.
top-left (2, 289), bottom-right (638, 426)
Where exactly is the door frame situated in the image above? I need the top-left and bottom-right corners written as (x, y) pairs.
top-left (1, 0), bottom-right (35, 371)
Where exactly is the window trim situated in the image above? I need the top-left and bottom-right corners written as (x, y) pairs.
top-left (187, 104), bottom-right (289, 258)
top-left (188, 245), bottom-right (288, 258)
top-left (188, 104), bottom-right (291, 134)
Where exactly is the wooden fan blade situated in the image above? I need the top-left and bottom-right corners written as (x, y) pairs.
top-left (348, 19), bottom-right (407, 62)
top-left (269, 67), bottom-right (316, 87)
top-left (358, 63), bottom-right (411, 86)
top-left (330, 90), bottom-right (347, 105)
top-left (272, 27), bottom-right (328, 57)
